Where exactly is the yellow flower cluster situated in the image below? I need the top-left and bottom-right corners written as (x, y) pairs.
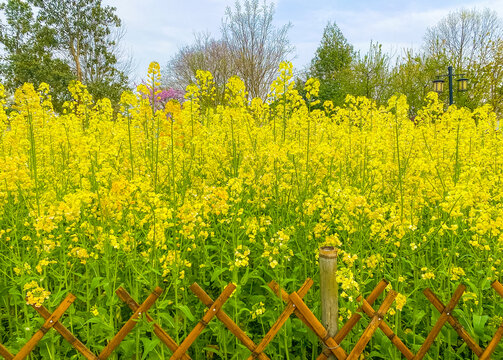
top-left (36, 258), bottom-right (57, 274)
top-left (24, 280), bottom-right (51, 307)
top-left (159, 250), bottom-right (192, 278)
top-left (68, 246), bottom-right (91, 264)
top-left (262, 228), bottom-right (294, 269)
top-left (449, 266), bottom-right (466, 281)
top-left (421, 267), bottom-right (436, 280)
top-left (250, 301), bottom-right (266, 320)
top-left (231, 245), bottom-right (251, 269)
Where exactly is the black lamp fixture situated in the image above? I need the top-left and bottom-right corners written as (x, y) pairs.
top-left (433, 66), bottom-right (468, 105)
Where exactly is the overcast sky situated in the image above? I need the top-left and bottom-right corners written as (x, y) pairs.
top-left (105, 0), bottom-right (503, 82)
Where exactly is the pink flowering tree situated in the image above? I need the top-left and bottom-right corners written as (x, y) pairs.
top-left (140, 82), bottom-right (185, 111)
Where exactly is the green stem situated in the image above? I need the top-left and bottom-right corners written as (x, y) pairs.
top-left (27, 110), bottom-right (40, 217)
top-left (394, 110), bottom-right (404, 221)
top-left (127, 110), bottom-right (134, 179)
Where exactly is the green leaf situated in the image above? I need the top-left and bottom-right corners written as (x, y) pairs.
top-left (175, 304), bottom-right (195, 322)
top-left (210, 268), bottom-right (228, 282)
top-left (473, 314), bottom-right (489, 338)
top-left (203, 345), bottom-right (223, 358)
top-left (157, 311), bottom-right (175, 328)
top-left (240, 267), bottom-right (250, 285)
top-left (90, 276), bottom-right (104, 290)
top-left (412, 310), bottom-right (426, 325)
top-left (141, 337), bottom-right (160, 360)
top-left (479, 277), bottom-right (491, 291)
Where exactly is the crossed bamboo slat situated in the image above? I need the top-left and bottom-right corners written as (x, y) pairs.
top-left (0, 286), bottom-right (172, 360)
top-left (270, 280), bottom-right (503, 360)
top-left (0, 344), bottom-right (13, 360)
top-left (245, 278), bottom-right (314, 360)
top-left (31, 300), bottom-right (98, 360)
top-left (14, 294), bottom-right (76, 360)
top-left (99, 286), bottom-right (164, 359)
top-left (170, 283), bottom-right (236, 359)
top-left (190, 283), bottom-right (270, 360)
top-left (420, 280), bottom-right (503, 360)
top-left (270, 279), bottom-right (397, 360)
top-left (358, 295), bottom-right (414, 360)
top-left (271, 279), bottom-right (405, 360)
top-left (0, 294), bottom-right (78, 360)
top-left (0, 344), bottom-right (14, 360)
top-left (1, 279), bottom-right (503, 359)
top-left (115, 287), bottom-right (191, 360)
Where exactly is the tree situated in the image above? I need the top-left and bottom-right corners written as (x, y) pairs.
top-left (0, 0), bottom-right (130, 107)
top-left (424, 8), bottom-right (503, 111)
top-left (424, 8), bottom-right (501, 70)
top-left (477, 38), bottom-right (503, 114)
top-left (309, 21), bottom-right (354, 106)
top-left (221, 0), bottom-right (293, 99)
top-left (30, 0), bottom-right (130, 103)
top-left (0, 0), bottom-right (74, 110)
top-left (390, 49), bottom-right (450, 116)
top-left (165, 33), bottom-right (234, 104)
top-left (166, 0), bottom-right (291, 101)
top-left (352, 41), bottom-right (392, 105)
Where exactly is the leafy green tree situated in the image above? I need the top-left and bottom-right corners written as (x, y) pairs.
top-left (0, 0), bottom-right (129, 108)
top-left (30, 0), bottom-right (129, 104)
top-left (352, 41), bottom-right (392, 105)
top-left (390, 49), bottom-right (450, 116)
top-left (309, 21), bottom-right (354, 106)
top-left (0, 0), bottom-right (74, 110)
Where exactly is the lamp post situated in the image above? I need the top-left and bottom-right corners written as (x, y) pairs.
top-left (433, 66), bottom-right (468, 106)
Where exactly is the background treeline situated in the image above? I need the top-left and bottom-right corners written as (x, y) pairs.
top-left (164, 2), bottom-right (503, 116)
top-left (1, 0), bottom-right (502, 116)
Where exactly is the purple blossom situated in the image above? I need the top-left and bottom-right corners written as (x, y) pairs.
top-left (140, 82), bottom-right (185, 111)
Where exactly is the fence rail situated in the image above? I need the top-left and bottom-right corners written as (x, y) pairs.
top-left (1, 279), bottom-right (503, 359)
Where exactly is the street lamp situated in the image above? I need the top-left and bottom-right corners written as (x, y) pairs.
top-left (433, 66), bottom-right (468, 106)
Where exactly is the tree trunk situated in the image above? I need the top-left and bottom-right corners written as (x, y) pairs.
top-left (69, 40), bottom-right (82, 82)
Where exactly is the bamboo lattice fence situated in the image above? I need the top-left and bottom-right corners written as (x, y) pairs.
top-left (1, 278), bottom-right (503, 359)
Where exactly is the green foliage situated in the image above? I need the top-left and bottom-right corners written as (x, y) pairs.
top-left (0, 0), bottom-right (74, 111)
top-left (310, 22), bottom-right (353, 78)
top-left (351, 41), bottom-right (392, 106)
top-left (309, 21), bottom-right (354, 106)
top-left (308, 8), bottom-right (503, 116)
top-left (0, 0), bottom-right (129, 110)
top-left (31, 0), bottom-right (129, 104)
top-left (390, 50), bottom-right (451, 116)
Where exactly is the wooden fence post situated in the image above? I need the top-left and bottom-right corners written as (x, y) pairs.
top-left (319, 246), bottom-right (338, 359)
